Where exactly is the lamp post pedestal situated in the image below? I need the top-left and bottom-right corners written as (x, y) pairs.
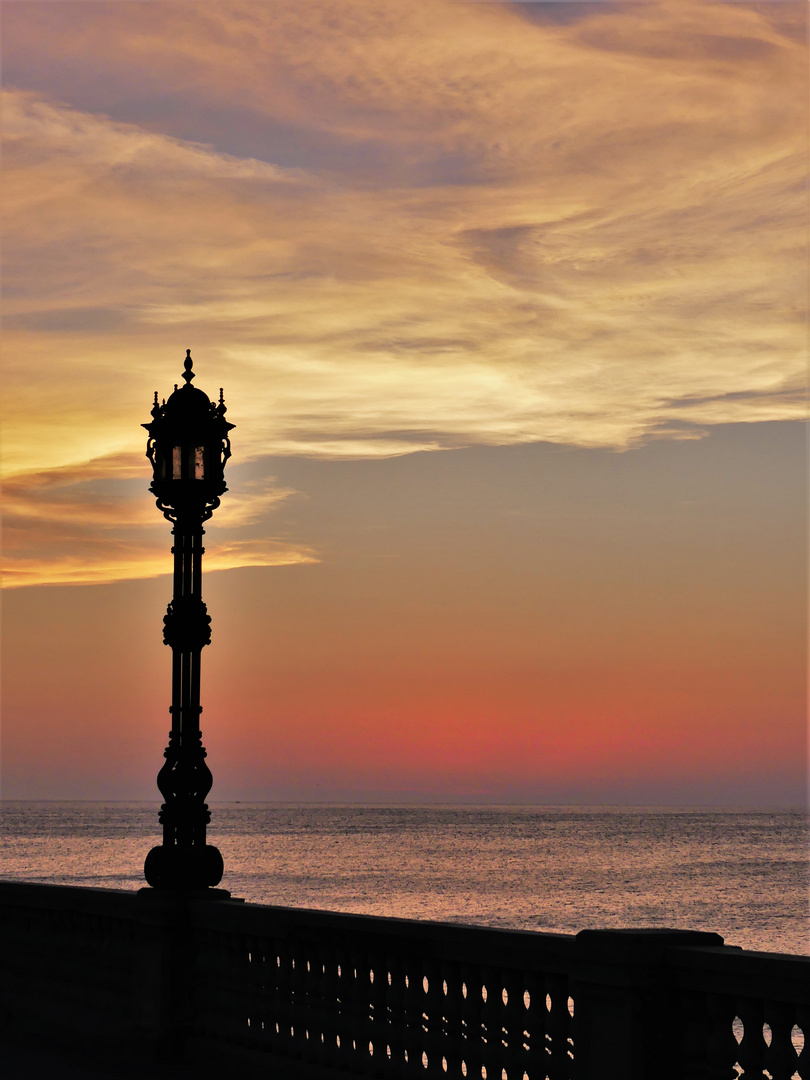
top-left (142, 350), bottom-right (234, 890)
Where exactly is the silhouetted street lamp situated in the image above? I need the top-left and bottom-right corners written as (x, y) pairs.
top-left (142, 350), bottom-right (234, 889)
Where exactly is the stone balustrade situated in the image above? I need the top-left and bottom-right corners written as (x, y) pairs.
top-left (0, 881), bottom-right (806, 1079)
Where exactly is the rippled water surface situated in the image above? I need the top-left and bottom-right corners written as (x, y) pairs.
top-left (1, 803), bottom-right (806, 955)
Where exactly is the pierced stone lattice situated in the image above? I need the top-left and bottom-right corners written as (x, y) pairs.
top-left (192, 929), bottom-right (577, 1079)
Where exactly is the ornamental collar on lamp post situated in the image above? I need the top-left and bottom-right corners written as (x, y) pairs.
top-left (143, 349), bottom-right (234, 523)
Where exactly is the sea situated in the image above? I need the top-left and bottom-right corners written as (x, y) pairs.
top-left (0, 803), bottom-right (807, 956)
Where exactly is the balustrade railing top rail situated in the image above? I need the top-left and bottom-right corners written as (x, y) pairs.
top-left (0, 881), bottom-right (806, 1080)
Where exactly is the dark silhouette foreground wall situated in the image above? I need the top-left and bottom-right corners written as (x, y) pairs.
top-left (0, 881), bottom-right (806, 1080)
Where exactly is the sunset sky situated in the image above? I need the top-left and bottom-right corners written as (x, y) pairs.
top-left (1, 0), bottom-right (807, 805)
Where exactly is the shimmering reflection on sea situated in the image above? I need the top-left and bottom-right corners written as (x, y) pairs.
top-left (0, 803), bottom-right (807, 956)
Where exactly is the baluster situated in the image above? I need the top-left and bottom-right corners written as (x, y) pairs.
top-left (401, 955), bottom-right (422, 1078)
top-left (763, 1001), bottom-right (800, 1080)
top-left (493, 969), bottom-right (510, 1080)
top-left (677, 988), bottom-right (714, 1080)
top-left (479, 965), bottom-right (502, 1080)
top-left (311, 944), bottom-right (337, 1070)
top-left (223, 930), bottom-right (251, 1046)
top-left (348, 948), bottom-right (368, 1070)
top-left (704, 994), bottom-right (740, 1080)
top-left (241, 935), bottom-right (259, 1049)
top-left (244, 933), bottom-right (260, 1046)
top-left (298, 948), bottom-right (318, 1063)
top-left (269, 937), bottom-right (287, 1055)
top-left (340, 950), bottom-right (359, 1069)
top-left (422, 958), bottom-right (445, 1077)
top-left (312, 946), bottom-right (331, 1065)
top-left (252, 938), bottom-right (273, 1053)
top-left (385, 952), bottom-right (408, 1080)
top-left (441, 961), bottom-right (465, 1080)
top-left (544, 973), bottom-right (572, 1080)
top-left (522, 971), bottom-right (543, 1080)
top-left (501, 969), bottom-right (527, 1080)
top-left (290, 944), bottom-right (310, 1059)
top-left (275, 940), bottom-right (297, 1059)
top-left (794, 1005), bottom-right (808, 1079)
top-left (333, 948), bottom-right (353, 1070)
top-left (406, 955), bottom-right (430, 1077)
top-left (459, 965), bottom-right (485, 1080)
top-left (302, 945), bottom-right (322, 1064)
top-left (734, 997), bottom-right (764, 1078)
top-left (368, 951), bottom-right (389, 1077)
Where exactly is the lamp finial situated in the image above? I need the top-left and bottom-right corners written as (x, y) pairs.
top-left (183, 349), bottom-right (195, 386)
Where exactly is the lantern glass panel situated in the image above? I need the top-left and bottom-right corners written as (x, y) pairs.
top-left (193, 446), bottom-right (205, 479)
top-left (172, 446), bottom-right (182, 480)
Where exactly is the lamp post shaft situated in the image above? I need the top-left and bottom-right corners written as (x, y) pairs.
top-left (142, 351), bottom-right (232, 890)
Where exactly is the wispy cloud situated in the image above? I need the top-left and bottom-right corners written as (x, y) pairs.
top-left (1, 0), bottom-right (805, 583)
top-left (2, 456), bottom-right (316, 588)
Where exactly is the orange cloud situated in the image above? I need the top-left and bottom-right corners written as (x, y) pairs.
top-left (2, 455), bottom-right (316, 587)
top-left (1, 0), bottom-right (806, 584)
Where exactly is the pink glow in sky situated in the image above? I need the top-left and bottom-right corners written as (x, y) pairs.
top-left (1, 1), bottom-right (806, 805)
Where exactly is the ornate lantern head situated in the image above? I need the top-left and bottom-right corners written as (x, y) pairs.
top-left (143, 350), bottom-right (234, 521)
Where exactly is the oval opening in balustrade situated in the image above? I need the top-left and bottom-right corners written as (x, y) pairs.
top-left (732, 1017), bottom-right (743, 1045)
top-left (423, 976), bottom-right (430, 993)
top-left (405, 975), bottom-right (410, 989)
top-left (762, 1023), bottom-right (772, 1047)
top-left (370, 969), bottom-right (375, 984)
top-left (442, 1056), bottom-right (448, 1072)
top-left (791, 1024), bottom-right (805, 1054)
top-left (523, 990), bottom-right (530, 1010)
top-left (422, 1051), bottom-right (429, 1069)
top-left (443, 980), bottom-right (448, 996)
top-left (482, 1066), bottom-right (487, 1079)
top-left (545, 994), bottom-right (552, 1013)
top-left (388, 972), bottom-right (393, 986)
top-left (461, 1061), bottom-right (467, 1076)
top-left (462, 982), bottom-right (468, 999)
top-left (567, 996), bottom-right (575, 1017)
top-left (338, 964), bottom-right (342, 977)
top-left (502, 988), bottom-right (508, 1006)
top-left (369, 1041), bottom-right (374, 1056)
top-left (336, 1035), bottom-right (341, 1048)
top-left (482, 986), bottom-right (488, 1003)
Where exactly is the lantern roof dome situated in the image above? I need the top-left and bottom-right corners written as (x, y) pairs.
top-left (143, 349), bottom-right (234, 441)
top-left (163, 382), bottom-right (213, 423)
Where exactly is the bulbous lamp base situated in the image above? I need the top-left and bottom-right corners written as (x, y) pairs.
top-left (144, 844), bottom-right (224, 889)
